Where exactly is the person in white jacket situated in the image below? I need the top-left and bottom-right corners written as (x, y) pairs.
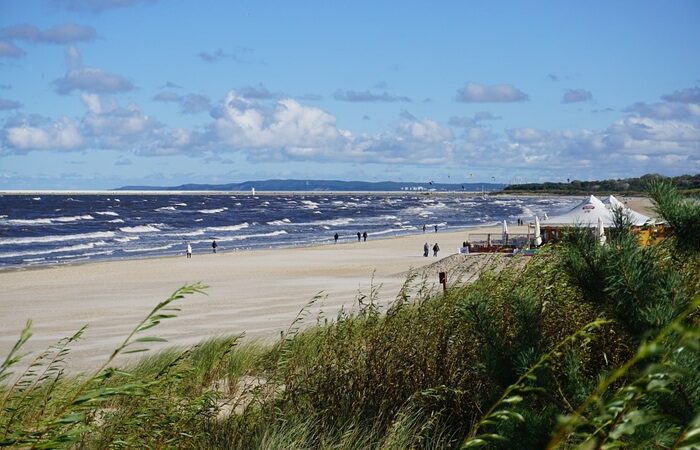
top-left (186, 242), bottom-right (192, 258)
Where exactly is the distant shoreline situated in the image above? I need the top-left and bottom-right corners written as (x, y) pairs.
top-left (1, 190), bottom-right (496, 196)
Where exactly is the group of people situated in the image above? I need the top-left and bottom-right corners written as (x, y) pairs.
top-left (184, 239), bottom-right (217, 258)
top-left (516, 218), bottom-right (524, 226)
top-left (423, 242), bottom-right (440, 257)
top-left (332, 231), bottom-right (368, 243)
top-left (422, 224), bottom-right (439, 233)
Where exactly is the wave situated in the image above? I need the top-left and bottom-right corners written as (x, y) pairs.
top-left (0, 231), bottom-right (116, 246)
top-left (300, 200), bottom-right (319, 210)
top-left (0, 241), bottom-right (107, 259)
top-left (32, 197), bottom-right (41, 201)
top-left (123, 244), bottom-right (175, 253)
top-left (108, 218), bottom-right (125, 223)
top-left (366, 226), bottom-right (417, 237)
top-left (55, 250), bottom-right (114, 259)
top-left (206, 222), bottom-right (250, 232)
top-left (119, 225), bottom-right (161, 233)
top-left (162, 229), bottom-right (206, 237)
top-left (115, 236), bottom-right (140, 243)
top-left (95, 211), bottom-right (119, 216)
top-left (174, 202), bottom-right (187, 206)
top-left (155, 206), bottom-right (177, 211)
top-left (266, 218), bottom-right (292, 226)
top-left (193, 230), bottom-right (287, 243)
top-left (198, 207), bottom-right (228, 214)
top-left (0, 214), bottom-right (94, 226)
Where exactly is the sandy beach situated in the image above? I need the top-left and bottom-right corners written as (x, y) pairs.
top-left (0, 224), bottom-right (504, 372)
top-left (0, 196), bottom-right (656, 373)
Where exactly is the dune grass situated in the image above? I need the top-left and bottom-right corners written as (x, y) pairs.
top-left (1, 181), bottom-right (699, 449)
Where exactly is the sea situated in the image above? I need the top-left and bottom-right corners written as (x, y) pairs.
top-left (0, 193), bottom-right (578, 270)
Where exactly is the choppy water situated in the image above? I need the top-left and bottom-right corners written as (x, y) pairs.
top-left (0, 194), bottom-right (577, 269)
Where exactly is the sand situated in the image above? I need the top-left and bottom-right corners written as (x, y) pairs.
top-left (0, 196), bottom-right (656, 374)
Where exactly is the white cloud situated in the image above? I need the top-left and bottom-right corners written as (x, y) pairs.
top-left (2, 84), bottom-right (699, 178)
top-left (6, 118), bottom-right (83, 150)
top-left (455, 82), bottom-right (529, 103)
top-left (214, 92), bottom-right (346, 154)
top-left (53, 46), bottom-right (133, 95)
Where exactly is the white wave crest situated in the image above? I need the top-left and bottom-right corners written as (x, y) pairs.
top-left (0, 231), bottom-right (115, 246)
top-left (300, 200), bottom-right (319, 210)
top-left (193, 230), bottom-right (287, 243)
top-left (115, 236), bottom-right (140, 243)
top-left (119, 225), bottom-right (161, 233)
top-left (266, 219), bottom-right (291, 226)
top-left (155, 206), bottom-right (177, 211)
top-left (206, 222), bottom-right (250, 232)
top-left (198, 207), bottom-right (228, 214)
top-left (162, 229), bottom-right (206, 237)
top-left (95, 211), bottom-right (119, 216)
top-left (108, 219), bottom-right (125, 223)
top-left (0, 241), bottom-right (107, 259)
top-left (123, 244), bottom-right (174, 253)
top-left (0, 214), bottom-right (94, 226)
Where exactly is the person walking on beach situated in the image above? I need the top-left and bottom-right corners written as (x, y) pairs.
top-left (334, 232), bottom-right (339, 243)
top-left (362, 231), bottom-right (367, 242)
top-left (434, 224), bottom-right (438, 233)
top-left (186, 242), bottom-right (192, 258)
top-left (212, 240), bottom-right (218, 253)
top-left (423, 224), bottom-right (426, 233)
top-left (433, 242), bottom-right (440, 257)
top-left (423, 242), bottom-right (429, 257)
top-left (357, 232), bottom-right (361, 242)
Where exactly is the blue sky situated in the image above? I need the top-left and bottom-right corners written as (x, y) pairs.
top-left (0, 0), bottom-right (699, 189)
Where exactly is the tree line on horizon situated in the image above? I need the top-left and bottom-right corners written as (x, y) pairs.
top-left (503, 173), bottom-right (700, 195)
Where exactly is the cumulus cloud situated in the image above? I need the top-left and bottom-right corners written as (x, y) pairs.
top-left (0, 98), bottom-right (22, 110)
top-left (562, 88), bottom-right (593, 103)
top-left (455, 82), bottom-right (529, 103)
top-left (50, 0), bottom-right (155, 13)
top-left (5, 117), bottom-right (83, 150)
top-left (214, 91), bottom-right (347, 157)
top-left (2, 84), bottom-right (699, 177)
top-left (333, 89), bottom-right (411, 102)
top-left (0, 24), bottom-right (96, 44)
top-left (53, 46), bottom-right (133, 95)
top-left (0, 41), bottom-right (25, 58)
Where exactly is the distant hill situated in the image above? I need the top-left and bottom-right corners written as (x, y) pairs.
top-left (502, 173), bottom-right (700, 195)
top-left (116, 179), bottom-right (504, 192)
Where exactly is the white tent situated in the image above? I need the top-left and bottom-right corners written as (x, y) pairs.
top-left (542, 195), bottom-right (614, 227)
top-left (602, 195), bottom-right (654, 225)
top-left (542, 195), bottom-right (652, 227)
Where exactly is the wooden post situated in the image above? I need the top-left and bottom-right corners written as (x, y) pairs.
top-left (439, 271), bottom-right (448, 293)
